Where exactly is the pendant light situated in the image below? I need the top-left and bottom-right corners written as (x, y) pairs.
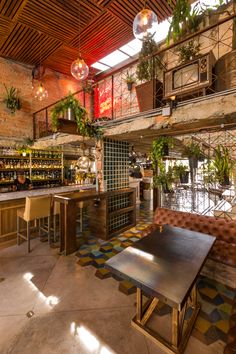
top-left (34, 32), bottom-right (48, 101)
top-left (71, 0), bottom-right (89, 81)
top-left (77, 142), bottom-right (91, 170)
top-left (133, 1), bottom-right (158, 41)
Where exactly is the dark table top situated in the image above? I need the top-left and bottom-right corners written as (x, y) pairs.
top-left (106, 225), bottom-right (216, 310)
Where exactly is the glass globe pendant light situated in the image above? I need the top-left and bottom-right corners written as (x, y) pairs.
top-left (34, 82), bottom-right (48, 101)
top-left (133, 7), bottom-right (158, 41)
top-left (71, 55), bottom-right (89, 81)
top-left (71, 0), bottom-right (89, 81)
top-left (33, 32), bottom-right (48, 101)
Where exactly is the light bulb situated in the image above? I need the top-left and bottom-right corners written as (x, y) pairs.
top-left (133, 8), bottom-right (158, 41)
top-left (34, 83), bottom-right (48, 101)
top-left (71, 57), bottom-right (89, 80)
top-left (77, 156), bottom-right (91, 170)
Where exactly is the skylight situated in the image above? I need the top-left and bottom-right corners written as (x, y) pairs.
top-left (119, 39), bottom-right (142, 56)
top-left (91, 62), bottom-right (110, 71)
top-left (100, 50), bottom-right (129, 67)
top-left (91, 0), bottom-right (227, 74)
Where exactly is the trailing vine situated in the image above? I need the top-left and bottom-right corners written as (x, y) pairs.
top-left (51, 93), bottom-right (103, 140)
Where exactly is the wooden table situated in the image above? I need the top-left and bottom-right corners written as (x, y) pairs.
top-left (105, 225), bottom-right (216, 354)
top-left (54, 188), bottom-right (136, 255)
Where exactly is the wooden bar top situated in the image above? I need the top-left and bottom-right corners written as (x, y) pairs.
top-left (54, 188), bottom-right (135, 204)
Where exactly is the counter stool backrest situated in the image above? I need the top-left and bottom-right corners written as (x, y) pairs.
top-left (24, 195), bottom-right (52, 221)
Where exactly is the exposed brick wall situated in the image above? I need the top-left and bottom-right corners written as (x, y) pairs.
top-left (0, 57), bottom-right (80, 141)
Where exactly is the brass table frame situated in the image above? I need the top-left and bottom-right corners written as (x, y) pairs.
top-left (132, 285), bottom-right (200, 354)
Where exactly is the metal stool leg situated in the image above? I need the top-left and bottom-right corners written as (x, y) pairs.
top-left (17, 215), bottom-right (20, 245)
top-left (53, 214), bottom-right (57, 242)
top-left (27, 221), bottom-right (30, 253)
top-left (80, 207), bottom-right (83, 232)
top-left (48, 216), bottom-right (51, 244)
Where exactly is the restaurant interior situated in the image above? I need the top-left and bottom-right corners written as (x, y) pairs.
top-left (0, 0), bottom-right (236, 353)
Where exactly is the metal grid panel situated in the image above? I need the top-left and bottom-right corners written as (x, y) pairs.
top-left (103, 138), bottom-right (129, 191)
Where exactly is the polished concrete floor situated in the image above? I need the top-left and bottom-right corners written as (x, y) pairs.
top-left (0, 237), bottom-right (226, 354)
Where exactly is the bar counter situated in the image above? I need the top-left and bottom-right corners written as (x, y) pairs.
top-left (0, 185), bottom-right (94, 243)
top-left (0, 184), bottom-right (94, 202)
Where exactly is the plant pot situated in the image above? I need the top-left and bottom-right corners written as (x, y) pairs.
top-left (135, 79), bottom-right (163, 112)
top-left (163, 143), bottom-right (169, 156)
top-left (127, 82), bottom-right (133, 91)
top-left (188, 156), bottom-right (198, 169)
top-left (180, 171), bottom-right (189, 184)
top-left (65, 108), bottom-right (75, 121)
top-left (220, 175), bottom-right (230, 187)
top-left (57, 118), bottom-right (78, 134)
top-left (162, 184), bottom-right (171, 194)
top-left (215, 50), bottom-right (236, 91)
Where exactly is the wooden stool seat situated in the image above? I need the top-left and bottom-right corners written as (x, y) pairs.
top-left (17, 195), bottom-right (52, 252)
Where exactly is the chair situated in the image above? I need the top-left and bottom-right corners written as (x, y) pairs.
top-left (17, 195), bottom-right (52, 252)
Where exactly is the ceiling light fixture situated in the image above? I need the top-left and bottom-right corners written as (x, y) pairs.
top-left (34, 32), bottom-right (48, 101)
top-left (71, 0), bottom-right (89, 81)
top-left (133, 1), bottom-right (158, 41)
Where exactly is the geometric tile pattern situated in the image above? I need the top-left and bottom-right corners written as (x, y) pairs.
top-left (76, 202), bottom-right (236, 346)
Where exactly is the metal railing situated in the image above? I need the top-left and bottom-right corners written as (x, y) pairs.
top-left (33, 13), bottom-right (236, 139)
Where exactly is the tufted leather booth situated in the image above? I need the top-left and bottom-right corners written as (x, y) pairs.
top-left (143, 207), bottom-right (236, 268)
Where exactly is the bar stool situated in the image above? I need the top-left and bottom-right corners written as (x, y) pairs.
top-left (17, 195), bottom-right (52, 253)
top-left (76, 191), bottom-right (91, 233)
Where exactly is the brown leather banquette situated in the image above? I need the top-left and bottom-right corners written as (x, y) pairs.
top-left (142, 207), bottom-right (236, 268)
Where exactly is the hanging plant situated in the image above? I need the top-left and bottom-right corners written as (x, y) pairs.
top-left (151, 136), bottom-right (174, 167)
top-left (124, 71), bottom-right (136, 91)
top-left (51, 93), bottom-right (103, 140)
top-left (167, 0), bottom-right (202, 44)
top-left (3, 84), bottom-right (21, 114)
top-left (177, 40), bottom-right (201, 64)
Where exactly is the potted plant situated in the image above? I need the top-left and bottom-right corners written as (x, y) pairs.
top-left (153, 167), bottom-right (174, 193)
top-left (3, 85), bottom-right (21, 114)
top-left (151, 136), bottom-right (174, 164)
top-left (213, 145), bottom-right (232, 186)
top-left (173, 163), bottom-right (189, 183)
top-left (182, 141), bottom-right (202, 169)
top-left (176, 40), bottom-right (201, 64)
top-left (51, 93), bottom-right (103, 140)
top-left (135, 37), bottom-right (163, 111)
top-left (124, 71), bottom-right (136, 91)
top-left (17, 145), bottom-right (31, 157)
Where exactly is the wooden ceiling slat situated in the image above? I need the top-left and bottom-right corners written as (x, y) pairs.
top-left (0, 0), bottom-right (173, 74)
top-left (0, 23), bottom-right (62, 65)
top-left (0, 0), bottom-right (25, 19)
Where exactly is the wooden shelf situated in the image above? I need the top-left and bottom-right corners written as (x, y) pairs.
top-left (31, 167), bottom-right (61, 170)
top-left (31, 157), bottom-right (61, 160)
top-left (0, 168), bottom-right (29, 171)
top-left (88, 188), bottom-right (136, 240)
top-left (109, 205), bottom-right (134, 217)
top-left (31, 178), bottom-right (61, 182)
top-left (0, 155), bottom-right (29, 159)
